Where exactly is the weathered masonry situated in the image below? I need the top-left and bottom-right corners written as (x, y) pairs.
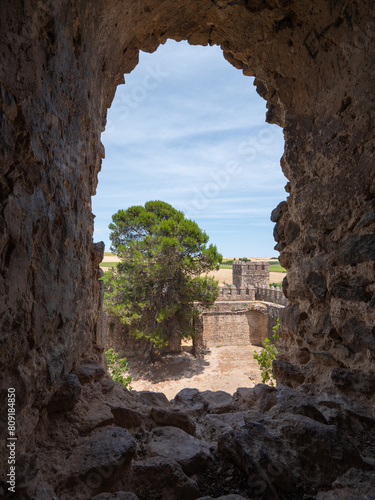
top-left (199, 301), bottom-right (282, 348)
top-left (233, 260), bottom-right (270, 288)
top-left (199, 261), bottom-right (286, 347)
top-left (106, 300), bottom-right (282, 355)
top-left (107, 262), bottom-right (286, 355)
top-left (1, 2), bottom-right (374, 499)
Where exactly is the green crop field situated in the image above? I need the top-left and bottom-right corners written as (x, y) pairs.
top-left (269, 263), bottom-right (286, 272)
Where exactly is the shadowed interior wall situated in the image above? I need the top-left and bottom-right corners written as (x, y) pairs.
top-left (0, 0), bottom-right (374, 467)
top-left (201, 303), bottom-right (271, 347)
top-left (202, 310), bottom-right (268, 347)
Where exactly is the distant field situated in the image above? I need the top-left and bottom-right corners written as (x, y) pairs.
top-left (220, 261), bottom-right (286, 273)
top-left (268, 263), bottom-right (286, 273)
top-left (100, 256), bottom-right (286, 274)
top-left (100, 262), bottom-right (118, 268)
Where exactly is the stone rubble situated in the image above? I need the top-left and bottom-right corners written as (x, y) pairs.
top-left (17, 364), bottom-right (375, 500)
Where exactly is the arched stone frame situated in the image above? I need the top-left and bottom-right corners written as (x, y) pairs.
top-left (0, 0), bottom-right (374, 457)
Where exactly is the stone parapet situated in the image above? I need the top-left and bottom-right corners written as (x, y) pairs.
top-left (217, 285), bottom-right (255, 301)
top-left (217, 284), bottom-right (287, 306)
top-left (232, 261), bottom-right (270, 288)
top-left (255, 284), bottom-right (288, 306)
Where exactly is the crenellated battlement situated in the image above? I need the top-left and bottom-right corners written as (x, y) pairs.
top-left (254, 283), bottom-right (288, 306)
top-left (217, 283), bottom-right (287, 306)
top-left (217, 284), bottom-right (255, 301)
top-left (232, 260), bottom-right (270, 288)
top-left (217, 260), bottom-right (287, 306)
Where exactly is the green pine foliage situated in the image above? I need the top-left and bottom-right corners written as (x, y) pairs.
top-left (104, 201), bottom-right (222, 354)
top-left (105, 348), bottom-right (132, 389)
top-left (253, 318), bottom-right (280, 386)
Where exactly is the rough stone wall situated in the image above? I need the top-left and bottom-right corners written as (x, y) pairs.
top-left (105, 315), bottom-right (149, 359)
top-left (233, 261), bottom-right (270, 288)
top-left (1, 0), bottom-right (375, 496)
top-left (217, 284), bottom-right (255, 300)
top-left (107, 302), bottom-right (281, 353)
top-left (217, 283), bottom-right (287, 304)
top-left (255, 284), bottom-right (288, 306)
top-left (0, 1), bottom-right (109, 461)
top-left (201, 302), bottom-right (271, 348)
top-left (106, 314), bottom-right (181, 357)
top-left (1, 0), bottom-right (372, 414)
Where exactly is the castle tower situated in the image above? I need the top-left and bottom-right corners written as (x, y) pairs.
top-left (232, 261), bottom-right (269, 288)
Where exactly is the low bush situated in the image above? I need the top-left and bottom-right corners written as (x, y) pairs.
top-left (105, 348), bottom-right (132, 389)
top-left (253, 318), bottom-right (279, 386)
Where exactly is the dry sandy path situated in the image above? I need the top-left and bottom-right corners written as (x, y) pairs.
top-left (102, 255), bottom-right (121, 262)
top-left (127, 345), bottom-right (263, 400)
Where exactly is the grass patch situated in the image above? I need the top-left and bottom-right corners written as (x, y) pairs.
top-left (220, 265), bottom-right (233, 269)
top-left (100, 262), bottom-right (118, 268)
top-left (269, 263), bottom-right (286, 272)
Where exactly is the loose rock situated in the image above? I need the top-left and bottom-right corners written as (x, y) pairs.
top-left (62, 426), bottom-right (136, 489)
top-left (48, 374), bottom-right (82, 413)
top-left (146, 426), bottom-right (213, 475)
top-left (72, 359), bottom-right (106, 384)
top-left (130, 457), bottom-right (199, 500)
top-left (111, 407), bottom-right (144, 429)
top-left (149, 407), bottom-right (197, 436)
top-left (219, 414), bottom-right (363, 497)
top-left (135, 391), bottom-right (170, 407)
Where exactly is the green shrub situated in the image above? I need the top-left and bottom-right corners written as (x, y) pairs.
top-left (105, 348), bottom-right (132, 389)
top-left (253, 318), bottom-right (279, 386)
top-left (270, 282), bottom-right (283, 288)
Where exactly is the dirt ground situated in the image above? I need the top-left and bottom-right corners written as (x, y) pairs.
top-left (104, 256), bottom-right (282, 398)
top-left (126, 344), bottom-right (263, 399)
top-left (102, 255), bottom-right (121, 262)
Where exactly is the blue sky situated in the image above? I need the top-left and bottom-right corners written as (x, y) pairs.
top-left (92, 40), bottom-right (286, 257)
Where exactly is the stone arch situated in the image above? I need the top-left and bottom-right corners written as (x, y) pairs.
top-left (1, 1), bottom-right (374, 484)
top-left (96, 1), bottom-right (375, 401)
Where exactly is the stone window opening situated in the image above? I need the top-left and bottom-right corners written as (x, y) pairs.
top-left (95, 39), bottom-right (286, 391)
top-left (1, 3), bottom-right (374, 498)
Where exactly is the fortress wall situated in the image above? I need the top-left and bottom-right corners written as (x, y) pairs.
top-left (217, 285), bottom-right (256, 301)
top-left (233, 261), bottom-right (270, 288)
top-left (255, 285), bottom-right (288, 306)
top-left (202, 310), bottom-right (266, 347)
top-left (217, 283), bottom-right (287, 305)
top-left (201, 301), bottom-right (273, 348)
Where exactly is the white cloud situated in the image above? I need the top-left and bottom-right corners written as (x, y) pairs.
top-left (93, 40), bottom-right (286, 256)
